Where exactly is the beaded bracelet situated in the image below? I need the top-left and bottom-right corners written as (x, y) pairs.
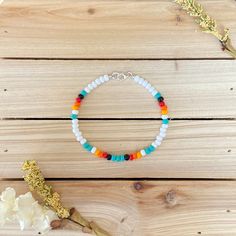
top-left (70, 72), bottom-right (169, 162)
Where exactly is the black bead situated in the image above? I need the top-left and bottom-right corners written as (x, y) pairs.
top-left (158, 96), bottom-right (164, 102)
top-left (106, 154), bottom-right (112, 160)
top-left (78, 94), bottom-right (84, 99)
top-left (124, 154), bottom-right (130, 161)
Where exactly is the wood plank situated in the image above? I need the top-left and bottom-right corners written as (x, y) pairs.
top-left (1, 119), bottom-right (235, 179)
top-left (0, 0), bottom-right (236, 59)
top-left (0, 180), bottom-right (236, 235)
top-left (1, 59), bottom-right (236, 118)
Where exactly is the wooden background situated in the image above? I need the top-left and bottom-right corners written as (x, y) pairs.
top-left (0, 0), bottom-right (236, 235)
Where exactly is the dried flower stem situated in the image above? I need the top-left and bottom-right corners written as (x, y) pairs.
top-left (175, 0), bottom-right (236, 58)
top-left (22, 160), bottom-right (111, 236)
top-left (70, 208), bottom-right (111, 236)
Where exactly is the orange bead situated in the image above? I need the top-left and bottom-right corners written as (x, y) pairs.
top-left (161, 110), bottom-right (168, 115)
top-left (99, 151), bottom-right (104, 158)
top-left (136, 152), bottom-right (142, 158)
top-left (161, 105), bottom-right (168, 110)
top-left (74, 101), bottom-right (81, 106)
top-left (72, 105), bottom-right (79, 110)
top-left (95, 150), bottom-right (101, 157)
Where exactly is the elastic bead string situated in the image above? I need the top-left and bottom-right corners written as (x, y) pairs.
top-left (70, 72), bottom-right (169, 162)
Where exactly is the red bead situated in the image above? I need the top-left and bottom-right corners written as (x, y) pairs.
top-left (102, 152), bottom-right (108, 158)
top-left (76, 97), bottom-right (82, 103)
top-left (130, 153), bottom-right (136, 160)
top-left (159, 101), bottom-right (165, 107)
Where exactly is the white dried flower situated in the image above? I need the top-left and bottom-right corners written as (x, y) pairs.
top-left (0, 187), bottom-right (59, 234)
top-left (0, 187), bottom-right (16, 226)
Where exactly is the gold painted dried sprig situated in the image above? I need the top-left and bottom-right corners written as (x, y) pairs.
top-left (22, 160), bottom-right (70, 218)
top-left (22, 160), bottom-right (111, 236)
top-left (175, 0), bottom-right (236, 58)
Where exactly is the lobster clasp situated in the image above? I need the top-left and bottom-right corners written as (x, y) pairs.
top-left (109, 72), bottom-right (134, 81)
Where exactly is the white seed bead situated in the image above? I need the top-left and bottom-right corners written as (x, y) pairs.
top-left (73, 128), bottom-right (79, 134)
top-left (80, 138), bottom-right (87, 145)
top-left (72, 119), bottom-right (78, 125)
top-left (75, 133), bottom-right (82, 138)
top-left (72, 123), bottom-right (79, 129)
top-left (152, 142), bottom-right (158, 148)
top-left (95, 78), bottom-right (101, 85)
top-left (161, 115), bottom-right (168, 119)
top-left (72, 122), bottom-right (79, 127)
top-left (91, 147), bottom-right (97, 153)
top-left (75, 132), bottom-right (83, 140)
top-left (104, 74), bottom-right (109, 81)
top-left (148, 86), bottom-right (155, 93)
top-left (152, 90), bottom-right (158, 97)
top-left (72, 120), bottom-right (78, 125)
top-left (76, 136), bottom-right (83, 142)
top-left (154, 140), bottom-right (161, 146)
top-left (138, 77), bottom-right (144, 85)
top-left (160, 127), bottom-right (167, 133)
top-left (162, 124), bottom-right (169, 129)
top-left (91, 81), bottom-right (97, 88)
top-left (134, 75), bottom-right (140, 83)
top-left (156, 136), bottom-right (163, 142)
top-left (100, 76), bottom-right (105, 83)
top-left (142, 80), bottom-right (148, 87)
top-left (160, 132), bottom-right (166, 138)
top-left (75, 131), bottom-right (82, 137)
top-left (84, 87), bottom-right (91, 93)
top-left (88, 83), bottom-right (93, 90)
top-left (140, 149), bottom-right (146, 156)
top-left (145, 83), bottom-right (151, 89)
top-left (72, 110), bottom-right (79, 115)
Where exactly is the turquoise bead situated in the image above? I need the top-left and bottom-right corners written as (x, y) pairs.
top-left (162, 119), bottom-right (169, 124)
top-left (149, 145), bottom-right (155, 152)
top-left (117, 155), bottom-right (124, 162)
top-left (120, 155), bottom-right (125, 162)
top-left (82, 143), bottom-right (88, 148)
top-left (80, 90), bottom-right (88, 97)
top-left (70, 114), bottom-right (78, 119)
top-left (154, 92), bottom-right (162, 99)
top-left (111, 155), bottom-right (116, 162)
top-left (83, 142), bottom-right (92, 151)
top-left (145, 147), bottom-right (151, 155)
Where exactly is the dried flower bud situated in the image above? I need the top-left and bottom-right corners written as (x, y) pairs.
top-left (50, 219), bottom-right (62, 229)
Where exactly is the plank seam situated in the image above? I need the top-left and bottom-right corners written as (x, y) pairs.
top-left (1, 57), bottom-right (234, 61)
top-left (1, 178), bottom-right (236, 181)
top-left (2, 118), bottom-right (235, 121)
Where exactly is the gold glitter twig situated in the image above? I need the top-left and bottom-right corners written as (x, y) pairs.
top-left (22, 160), bottom-right (70, 218)
top-left (175, 0), bottom-right (236, 58)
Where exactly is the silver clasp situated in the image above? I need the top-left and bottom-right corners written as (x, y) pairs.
top-left (109, 72), bottom-right (134, 81)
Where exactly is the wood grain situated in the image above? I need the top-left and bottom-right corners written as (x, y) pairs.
top-left (1, 59), bottom-right (236, 118)
top-left (1, 119), bottom-right (235, 179)
top-left (0, 0), bottom-right (236, 59)
top-left (0, 180), bottom-right (236, 236)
